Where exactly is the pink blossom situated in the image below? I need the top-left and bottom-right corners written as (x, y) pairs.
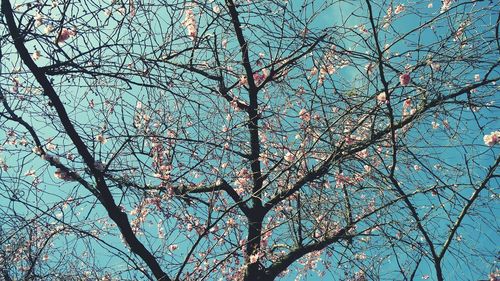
top-left (54, 168), bottom-right (72, 180)
top-left (357, 149), bottom-right (368, 159)
top-left (483, 131), bottom-right (500, 146)
top-left (212, 5), bottom-right (220, 14)
top-left (46, 141), bottom-right (57, 151)
top-left (44, 24), bottom-right (54, 34)
top-left (262, 68), bottom-right (269, 78)
top-left (394, 4), bottom-right (405, 15)
top-left (376, 92), bottom-right (387, 103)
top-left (365, 62), bottom-right (375, 75)
top-left (399, 73), bottom-right (411, 86)
top-left (489, 270), bottom-right (500, 281)
top-left (358, 24), bottom-right (369, 34)
top-left (299, 108), bottom-right (311, 122)
top-left (440, 0), bottom-right (453, 13)
top-left (234, 168), bottom-right (250, 187)
top-left (57, 28), bottom-right (75, 44)
top-left (249, 254), bottom-right (259, 263)
top-left (34, 13), bottom-right (43, 27)
top-left (403, 98), bottom-right (411, 108)
top-left (430, 62), bottom-right (441, 71)
top-left (253, 72), bottom-right (266, 85)
top-left (227, 218), bottom-right (236, 228)
top-left (230, 98), bottom-right (240, 111)
top-left (364, 165), bottom-right (371, 173)
top-left (239, 75), bottom-right (248, 86)
top-left (284, 152), bottom-right (295, 162)
top-left (24, 169), bottom-right (36, 177)
top-left (32, 50), bottom-right (41, 60)
top-left (129, 0), bottom-right (136, 17)
top-left (182, 9), bottom-right (197, 40)
top-left (0, 160), bottom-right (8, 172)
top-left (442, 119), bottom-right (450, 129)
top-left (319, 64), bottom-right (335, 75)
top-left (32, 146), bottom-right (43, 155)
top-left (96, 134), bottom-right (107, 144)
top-left (309, 67), bottom-right (318, 77)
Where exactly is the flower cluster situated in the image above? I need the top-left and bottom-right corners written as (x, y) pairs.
top-left (489, 270), bottom-right (500, 281)
top-left (234, 168), bottom-right (251, 195)
top-left (399, 73), bottom-right (411, 86)
top-left (95, 134), bottom-right (107, 144)
top-left (376, 91), bottom-right (387, 103)
top-left (483, 131), bottom-right (500, 146)
top-left (298, 108), bottom-right (311, 122)
top-left (182, 8), bottom-right (198, 40)
top-left (57, 28), bottom-right (76, 44)
top-left (441, 0), bottom-right (453, 13)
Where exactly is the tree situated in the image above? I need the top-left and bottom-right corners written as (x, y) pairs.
top-left (0, 0), bottom-right (498, 280)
